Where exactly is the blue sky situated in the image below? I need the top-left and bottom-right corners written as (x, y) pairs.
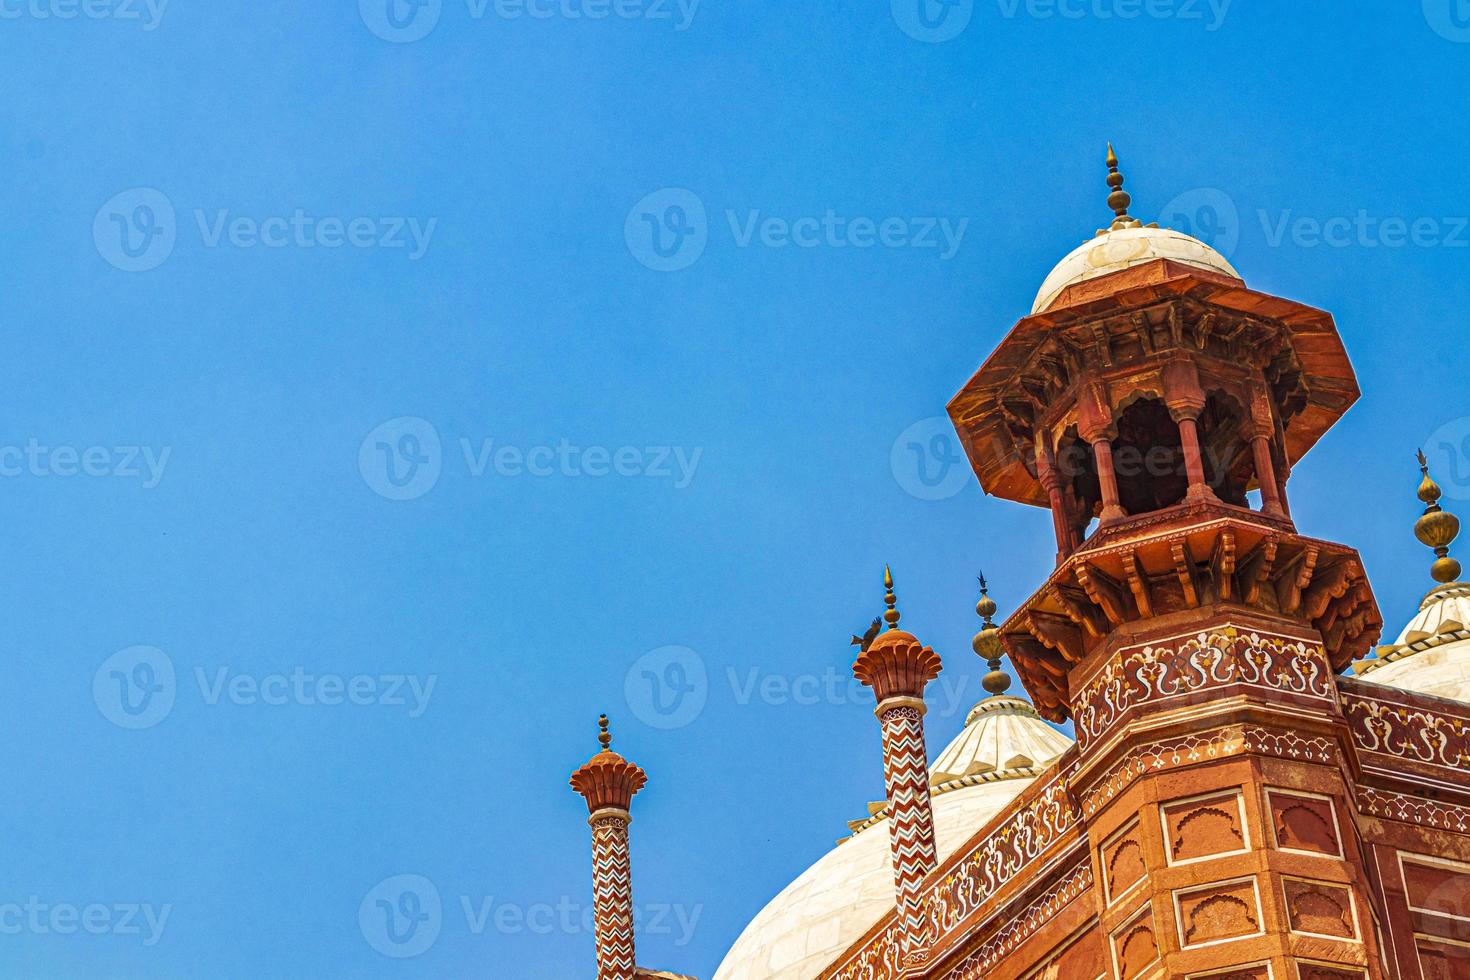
top-left (4, 1), bottom-right (1470, 976)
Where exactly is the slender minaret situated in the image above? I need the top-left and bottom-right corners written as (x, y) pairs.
top-left (569, 715), bottom-right (647, 980)
top-left (852, 566), bottom-right (943, 967)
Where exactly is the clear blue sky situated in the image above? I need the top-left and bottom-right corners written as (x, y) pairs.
top-left (3, 1), bottom-right (1470, 976)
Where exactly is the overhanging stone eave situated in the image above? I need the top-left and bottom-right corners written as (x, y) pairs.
top-left (999, 507), bottom-right (1383, 721)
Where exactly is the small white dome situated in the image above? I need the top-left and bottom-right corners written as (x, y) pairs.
top-left (930, 695), bottom-right (1074, 786)
top-left (711, 697), bottom-right (1071, 980)
top-left (1357, 582), bottom-right (1470, 703)
top-left (1032, 226), bottom-right (1242, 314)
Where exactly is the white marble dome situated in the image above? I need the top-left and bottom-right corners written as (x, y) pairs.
top-left (711, 697), bottom-right (1072, 980)
top-left (1032, 225), bottom-right (1242, 314)
top-left (1356, 582), bottom-right (1470, 702)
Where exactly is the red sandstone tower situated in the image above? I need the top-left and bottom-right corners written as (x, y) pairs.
top-left (946, 146), bottom-right (1386, 978)
top-left (813, 149), bottom-right (1470, 980)
top-left (571, 715), bottom-right (649, 980)
top-left (853, 567), bottom-right (945, 971)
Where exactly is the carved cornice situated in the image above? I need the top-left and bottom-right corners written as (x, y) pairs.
top-left (1001, 519), bottom-right (1381, 721)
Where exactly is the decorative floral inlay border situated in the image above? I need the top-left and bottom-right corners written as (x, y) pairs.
top-left (825, 766), bottom-right (1082, 980)
top-left (1342, 690), bottom-right (1470, 773)
top-left (1358, 788), bottom-right (1470, 834)
top-left (1081, 727), bottom-right (1334, 818)
top-left (943, 859), bottom-right (1093, 979)
top-left (1073, 628), bottom-right (1333, 748)
top-left (924, 768), bottom-right (1080, 942)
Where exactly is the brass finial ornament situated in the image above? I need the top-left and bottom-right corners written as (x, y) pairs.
top-left (972, 571), bottom-right (1011, 696)
top-left (883, 564), bottom-right (901, 630)
top-left (1104, 143), bottom-right (1143, 232)
top-left (1415, 450), bottom-right (1462, 584)
top-left (598, 713), bottom-right (613, 752)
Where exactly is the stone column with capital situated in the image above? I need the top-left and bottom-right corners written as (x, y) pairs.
top-left (569, 716), bottom-right (648, 980)
top-left (1246, 380), bottom-right (1287, 516)
top-left (1077, 382), bottom-right (1127, 524)
top-left (1034, 431), bottom-right (1075, 562)
top-left (852, 568), bottom-right (943, 966)
top-left (1162, 357), bottom-right (1217, 503)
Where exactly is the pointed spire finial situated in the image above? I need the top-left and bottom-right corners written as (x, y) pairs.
top-left (597, 713), bottom-right (612, 752)
top-left (972, 571), bottom-right (1011, 696)
top-left (1103, 143), bottom-right (1142, 232)
top-left (1415, 451), bottom-right (1462, 584)
top-left (883, 564), bottom-right (901, 631)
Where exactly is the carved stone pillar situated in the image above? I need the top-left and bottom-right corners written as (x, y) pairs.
top-left (1090, 437), bottom-right (1128, 524)
top-left (1163, 357), bottom-right (1215, 503)
top-left (1247, 381), bottom-right (1286, 517)
top-left (1034, 432), bottom-right (1074, 563)
top-left (1176, 414), bottom-right (1215, 502)
top-left (1251, 433), bottom-right (1285, 516)
top-left (1078, 382), bottom-right (1126, 525)
top-left (570, 717), bottom-right (648, 980)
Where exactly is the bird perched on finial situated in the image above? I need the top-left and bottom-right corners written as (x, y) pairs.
top-left (851, 617), bottom-right (881, 652)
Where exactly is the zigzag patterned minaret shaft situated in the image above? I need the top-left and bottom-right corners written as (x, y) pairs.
top-left (589, 814), bottom-right (638, 980)
top-left (570, 715), bottom-right (649, 980)
top-left (852, 567), bottom-right (945, 969)
top-left (877, 703), bottom-right (939, 955)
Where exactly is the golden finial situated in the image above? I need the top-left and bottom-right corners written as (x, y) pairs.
top-left (972, 571), bottom-right (1011, 696)
top-left (1415, 450), bottom-right (1462, 584)
top-left (597, 713), bottom-right (613, 752)
top-left (1103, 143), bottom-right (1143, 233)
top-left (883, 564), bottom-right (901, 631)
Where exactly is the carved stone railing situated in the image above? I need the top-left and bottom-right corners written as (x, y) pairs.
top-left (820, 752), bottom-right (1082, 980)
top-left (1340, 678), bottom-right (1470, 778)
top-left (943, 858), bottom-right (1094, 979)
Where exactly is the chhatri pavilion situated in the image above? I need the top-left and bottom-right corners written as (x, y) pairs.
top-left (568, 148), bottom-right (1470, 980)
